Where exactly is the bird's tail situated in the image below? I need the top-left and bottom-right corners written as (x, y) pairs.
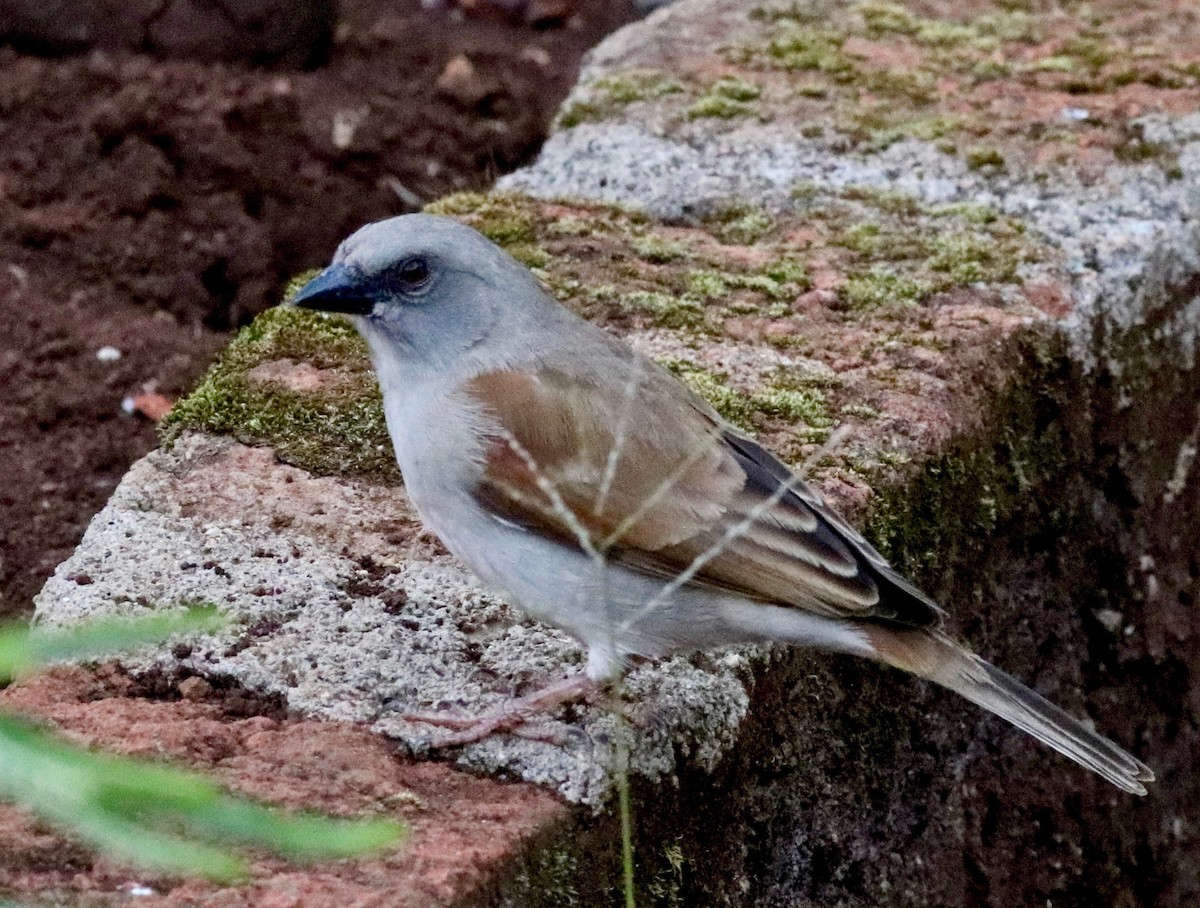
top-left (864, 626), bottom-right (1154, 795)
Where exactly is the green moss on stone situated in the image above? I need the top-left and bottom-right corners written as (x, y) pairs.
top-left (685, 270), bottom-right (730, 299)
top-left (622, 290), bottom-right (708, 331)
top-left (838, 222), bottom-right (884, 255)
top-left (557, 100), bottom-right (607, 128)
top-left (761, 23), bottom-right (858, 77)
top-left (857, 1), bottom-right (918, 36)
top-left (841, 186), bottom-right (922, 216)
top-left (632, 233), bottom-right (690, 263)
top-left (425, 191), bottom-right (535, 244)
top-left (792, 186), bottom-right (1036, 305)
top-left (1025, 54), bottom-right (1077, 73)
top-left (687, 77), bottom-right (764, 119)
top-left (659, 360), bottom-right (837, 439)
top-left (965, 146), bottom-right (1006, 170)
top-left (1114, 139), bottom-right (1175, 165)
top-left (161, 306), bottom-right (397, 480)
top-left (791, 180), bottom-right (821, 202)
top-left (760, 258), bottom-right (811, 288)
top-left (422, 191), bottom-right (570, 271)
top-left (661, 360), bottom-right (758, 430)
top-left (856, 1), bottom-right (1034, 52)
top-left (927, 230), bottom-right (1019, 284)
top-left (682, 258), bottom-right (809, 307)
top-left (704, 204), bottom-right (775, 245)
top-left (686, 95), bottom-right (752, 119)
top-left (1064, 36), bottom-right (1114, 69)
top-left (547, 217), bottom-right (597, 238)
top-left (841, 402), bottom-right (881, 419)
top-left (862, 331), bottom-right (1079, 586)
top-left (843, 108), bottom-right (964, 151)
top-left (752, 385), bottom-right (833, 434)
top-left (503, 847), bottom-right (582, 907)
top-left (830, 219), bottom-right (932, 263)
top-left (928, 201), bottom-right (999, 224)
top-left (510, 244), bottom-right (553, 269)
top-left (559, 69), bottom-right (685, 127)
top-left (599, 69), bottom-right (685, 104)
top-left (839, 268), bottom-right (928, 310)
top-left (713, 77), bottom-right (764, 102)
top-left (644, 840), bottom-right (687, 907)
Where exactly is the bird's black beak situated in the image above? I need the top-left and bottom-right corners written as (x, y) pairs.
top-left (290, 264), bottom-right (375, 316)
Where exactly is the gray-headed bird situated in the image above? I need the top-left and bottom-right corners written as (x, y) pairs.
top-left (292, 213), bottom-right (1153, 795)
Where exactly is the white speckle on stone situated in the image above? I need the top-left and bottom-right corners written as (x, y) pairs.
top-left (96, 346), bottom-right (121, 362)
top-left (34, 433), bottom-right (750, 806)
top-left (1061, 107), bottom-right (1090, 122)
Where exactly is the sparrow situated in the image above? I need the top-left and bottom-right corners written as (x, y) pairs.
top-left (291, 213), bottom-right (1153, 794)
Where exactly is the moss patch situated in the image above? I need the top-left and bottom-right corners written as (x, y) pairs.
top-left (715, 0), bottom-right (1200, 168)
top-left (839, 268), bottom-right (928, 311)
top-left (559, 68), bottom-right (684, 127)
top-left (704, 203), bottom-right (775, 245)
top-left (660, 359), bottom-right (834, 442)
top-left (811, 189), bottom-right (1034, 308)
top-left (422, 189), bottom-right (1030, 331)
top-left (161, 306), bottom-right (397, 481)
top-left (965, 146), bottom-right (1006, 171)
top-left (863, 331), bottom-right (1077, 584)
top-left (687, 77), bottom-right (764, 120)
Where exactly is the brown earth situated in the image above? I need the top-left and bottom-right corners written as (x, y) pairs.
top-left (0, 0), bottom-right (638, 618)
top-left (0, 666), bottom-right (572, 907)
top-left (0, 3), bottom-right (637, 901)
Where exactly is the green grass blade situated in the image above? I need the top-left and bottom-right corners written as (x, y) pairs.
top-left (0, 606), bottom-right (228, 679)
top-left (0, 714), bottom-right (404, 881)
top-left (167, 797), bottom-right (406, 859)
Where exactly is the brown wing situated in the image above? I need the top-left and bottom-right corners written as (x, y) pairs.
top-left (463, 365), bottom-right (941, 628)
top-left (464, 368), bottom-right (744, 550)
top-left (638, 432), bottom-right (943, 626)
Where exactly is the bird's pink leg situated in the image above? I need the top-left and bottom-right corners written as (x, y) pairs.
top-left (403, 673), bottom-right (598, 746)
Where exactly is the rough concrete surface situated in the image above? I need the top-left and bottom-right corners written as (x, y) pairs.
top-left (37, 432), bottom-right (750, 806)
top-left (501, 0), bottom-right (1200, 364)
top-left (30, 0), bottom-right (1200, 904)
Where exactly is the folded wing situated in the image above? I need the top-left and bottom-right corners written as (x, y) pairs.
top-left (463, 362), bottom-right (941, 629)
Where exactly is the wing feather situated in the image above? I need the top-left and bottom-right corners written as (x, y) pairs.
top-left (463, 363), bottom-right (942, 629)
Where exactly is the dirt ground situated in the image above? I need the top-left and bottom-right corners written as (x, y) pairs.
top-left (0, 0), bottom-right (637, 619)
top-left (0, 665), bottom-right (573, 907)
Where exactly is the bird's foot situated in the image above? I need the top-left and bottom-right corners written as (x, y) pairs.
top-left (403, 673), bottom-right (598, 746)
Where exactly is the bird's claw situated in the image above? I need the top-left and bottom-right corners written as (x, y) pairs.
top-left (403, 673), bottom-right (598, 747)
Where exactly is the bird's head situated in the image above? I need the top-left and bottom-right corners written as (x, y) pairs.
top-left (291, 214), bottom-right (548, 375)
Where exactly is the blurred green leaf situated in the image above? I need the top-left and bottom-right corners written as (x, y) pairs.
top-left (0, 712), bottom-right (404, 881)
top-left (0, 606), bottom-right (227, 680)
top-left (0, 608), bottom-right (406, 881)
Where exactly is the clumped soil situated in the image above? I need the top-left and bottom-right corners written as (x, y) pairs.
top-left (0, 665), bottom-right (571, 907)
top-left (0, 0), bottom-right (637, 618)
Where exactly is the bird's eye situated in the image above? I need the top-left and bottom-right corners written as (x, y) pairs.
top-left (394, 257), bottom-right (431, 291)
